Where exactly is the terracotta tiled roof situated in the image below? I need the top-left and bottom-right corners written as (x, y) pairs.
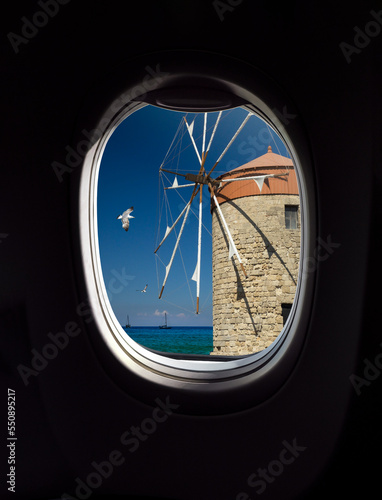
top-left (213, 146), bottom-right (298, 207)
top-left (224, 145), bottom-right (293, 175)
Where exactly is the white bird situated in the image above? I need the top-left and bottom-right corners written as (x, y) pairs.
top-left (117, 206), bottom-right (134, 231)
top-left (137, 284), bottom-right (148, 293)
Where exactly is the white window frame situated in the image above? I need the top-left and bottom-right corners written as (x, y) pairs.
top-left (77, 77), bottom-right (315, 409)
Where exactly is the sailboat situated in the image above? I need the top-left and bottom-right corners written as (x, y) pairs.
top-left (159, 312), bottom-right (171, 329)
top-left (125, 314), bottom-right (131, 328)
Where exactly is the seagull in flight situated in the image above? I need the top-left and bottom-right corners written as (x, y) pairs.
top-left (137, 284), bottom-right (148, 293)
top-left (117, 207), bottom-right (134, 231)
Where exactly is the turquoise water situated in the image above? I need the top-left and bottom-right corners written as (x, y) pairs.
top-left (122, 326), bottom-right (213, 355)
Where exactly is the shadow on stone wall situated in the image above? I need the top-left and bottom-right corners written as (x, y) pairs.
top-left (214, 211), bottom-right (259, 334)
top-left (220, 196), bottom-right (297, 286)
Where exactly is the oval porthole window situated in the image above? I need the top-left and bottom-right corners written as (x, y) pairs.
top-left (97, 104), bottom-right (301, 358)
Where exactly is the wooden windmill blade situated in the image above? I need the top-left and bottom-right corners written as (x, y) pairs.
top-left (190, 112), bottom-right (208, 313)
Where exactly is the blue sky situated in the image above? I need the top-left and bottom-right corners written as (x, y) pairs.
top-left (97, 105), bottom-right (288, 326)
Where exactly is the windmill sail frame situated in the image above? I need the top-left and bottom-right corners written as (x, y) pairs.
top-left (155, 110), bottom-right (254, 313)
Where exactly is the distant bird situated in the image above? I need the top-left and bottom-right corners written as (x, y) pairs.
top-left (137, 284), bottom-right (148, 293)
top-left (117, 207), bottom-right (134, 231)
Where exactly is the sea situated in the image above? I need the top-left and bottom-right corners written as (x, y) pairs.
top-left (122, 326), bottom-right (213, 355)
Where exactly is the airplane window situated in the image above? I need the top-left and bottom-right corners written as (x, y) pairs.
top-left (96, 104), bottom-right (301, 358)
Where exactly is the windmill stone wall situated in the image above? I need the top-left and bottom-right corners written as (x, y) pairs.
top-left (211, 147), bottom-right (300, 355)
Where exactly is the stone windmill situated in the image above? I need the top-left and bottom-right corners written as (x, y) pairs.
top-left (211, 146), bottom-right (300, 355)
